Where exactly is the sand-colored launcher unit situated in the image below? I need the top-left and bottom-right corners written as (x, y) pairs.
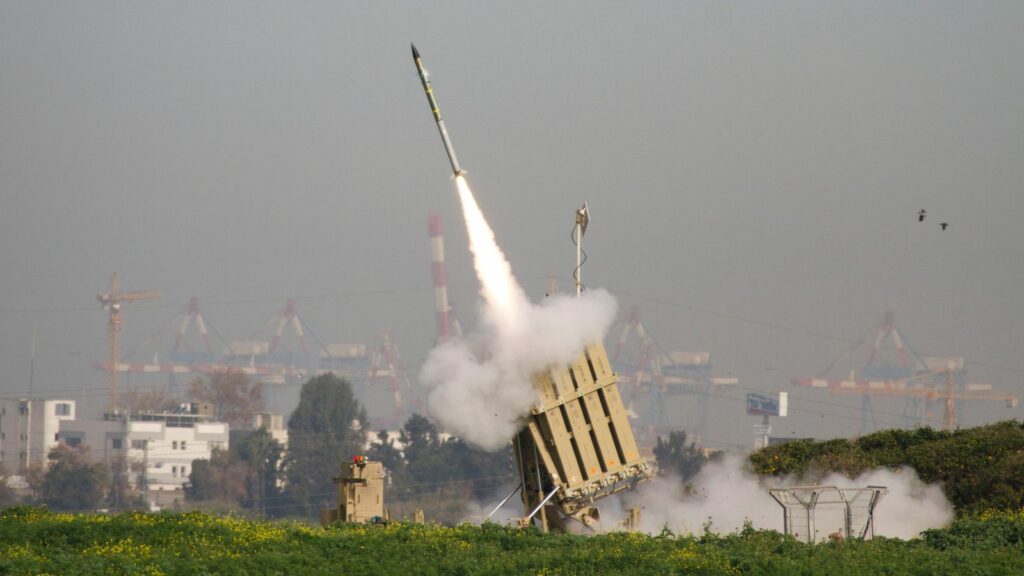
top-left (320, 456), bottom-right (386, 526)
top-left (511, 342), bottom-right (652, 531)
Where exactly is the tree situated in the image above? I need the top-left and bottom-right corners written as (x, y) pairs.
top-left (184, 448), bottom-right (247, 504)
top-left (365, 430), bottom-right (406, 482)
top-left (23, 462), bottom-right (45, 502)
top-left (188, 370), bottom-right (264, 428)
top-left (0, 465), bottom-right (18, 508)
top-left (184, 430), bottom-right (284, 517)
top-left (282, 374), bottom-right (366, 518)
top-left (384, 414), bottom-right (513, 523)
top-left (654, 430), bottom-right (718, 481)
top-left (236, 428), bottom-right (284, 518)
top-left (41, 445), bottom-right (109, 511)
top-left (107, 454), bottom-right (145, 511)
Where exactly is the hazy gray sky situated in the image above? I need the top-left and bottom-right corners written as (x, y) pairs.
top-left (2, 1), bottom-right (1021, 448)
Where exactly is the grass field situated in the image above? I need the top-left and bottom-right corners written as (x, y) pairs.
top-left (1, 507), bottom-right (1022, 575)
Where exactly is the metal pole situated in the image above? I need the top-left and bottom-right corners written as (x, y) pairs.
top-left (575, 223), bottom-right (582, 297)
top-left (486, 485), bottom-right (522, 520)
top-left (769, 491), bottom-right (789, 536)
top-left (526, 487), bottom-right (560, 521)
top-left (808, 491), bottom-right (819, 543)
top-left (532, 442), bottom-right (547, 531)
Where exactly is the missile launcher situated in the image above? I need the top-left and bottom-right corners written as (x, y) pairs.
top-left (514, 342), bottom-right (651, 530)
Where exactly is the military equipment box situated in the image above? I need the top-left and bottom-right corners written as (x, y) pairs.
top-left (320, 456), bottom-right (386, 526)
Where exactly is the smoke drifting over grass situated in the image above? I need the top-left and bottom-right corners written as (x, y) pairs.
top-left (602, 454), bottom-right (953, 539)
top-left (420, 176), bottom-right (617, 450)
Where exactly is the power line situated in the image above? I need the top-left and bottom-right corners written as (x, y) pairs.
top-left (603, 285), bottom-right (1024, 376)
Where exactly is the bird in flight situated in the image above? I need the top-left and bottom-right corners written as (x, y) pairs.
top-left (918, 209), bottom-right (927, 222)
top-left (940, 222), bottom-right (950, 230)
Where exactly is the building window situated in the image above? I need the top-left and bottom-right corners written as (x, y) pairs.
top-left (131, 440), bottom-right (147, 450)
top-left (180, 441), bottom-right (187, 451)
top-left (19, 402), bottom-right (28, 416)
top-left (112, 438), bottom-right (123, 450)
top-left (172, 441), bottom-right (178, 450)
top-left (66, 438), bottom-right (81, 448)
top-left (172, 466), bottom-right (178, 477)
top-left (55, 403), bottom-right (71, 416)
top-left (210, 441), bottom-right (225, 451)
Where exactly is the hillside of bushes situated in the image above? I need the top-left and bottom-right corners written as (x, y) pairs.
top-left (749, 420), bottom-right (1024, 515)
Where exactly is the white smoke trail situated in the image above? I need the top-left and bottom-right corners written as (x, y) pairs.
top-left (453, 176), bottom-right (526, 331)
top-left (602, 454), bottom-right (953, 539)
top-left (421, 176), bottom-right (617, 450)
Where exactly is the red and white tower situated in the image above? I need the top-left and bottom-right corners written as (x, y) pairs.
top-left (428, 212), bottom-right (460, 342)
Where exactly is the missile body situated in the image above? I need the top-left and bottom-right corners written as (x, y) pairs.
top-left (412, 44), bottom-right (464, 177)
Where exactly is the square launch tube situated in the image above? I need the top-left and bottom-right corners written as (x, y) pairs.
top-left (516, 342), bottom-right (650, 526)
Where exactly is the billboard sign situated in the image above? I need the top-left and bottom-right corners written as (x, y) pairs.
top-left (747, 392), bottom-right (788, 417)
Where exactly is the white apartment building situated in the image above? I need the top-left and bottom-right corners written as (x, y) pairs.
top-left (0, 398), bottom-right (77, 473)
top-left (58, 403), bottom-right (229, 507)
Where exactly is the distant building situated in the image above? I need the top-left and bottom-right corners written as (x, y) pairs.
top-left (58, 402), bottom-right (229, 509)
top-left (0, 398), bottom-right (77, 473)
top-left (253, 412), bottom-right (288, 449)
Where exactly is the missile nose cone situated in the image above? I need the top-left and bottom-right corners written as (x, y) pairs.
top-left (411, 43), bottom-right (420, 60)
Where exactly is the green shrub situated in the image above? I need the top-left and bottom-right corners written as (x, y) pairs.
top-left (1, 508), bottom-right (1023, 575)
top-left (750, 421), bottom-right (1024, 515)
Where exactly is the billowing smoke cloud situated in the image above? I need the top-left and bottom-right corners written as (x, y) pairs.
top-left (602, 455), bottom-right (778, 535)
top-left (602, 454), bottom-right (953, 539)
top-left (420, 176), bottom-right (617, 450)
top-left (819, 467), bottom-right (953, 539)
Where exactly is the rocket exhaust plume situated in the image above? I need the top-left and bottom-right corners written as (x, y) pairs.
top-left (413, 45), bottom-right (616, 450)
top-left (454, 176), bottom-right (526, 329)
top-left (421, 176), bottom-right (617, 450)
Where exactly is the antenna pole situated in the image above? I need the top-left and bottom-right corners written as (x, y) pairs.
top-left (575, 223), bottom-right (582, 298)
top-left (574, 203), bottom-right (589, 298)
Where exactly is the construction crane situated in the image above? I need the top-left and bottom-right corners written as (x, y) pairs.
top-left (366, 330), bottom-right (416, 427)
top-left (170, 297), bottom-right (216, 364)
top-left (97, 272), bottom-right (158, 411)
top-left (266, 298), bottom-right (310, 359)
top-left (100, 299), bottom-right (317, 388)
top-left (608, 305), bottom-right (736, 442)
top-left (793, 311), bottom-right (1018, 431)
top-left (826, 364), bottom-right (1018, 431)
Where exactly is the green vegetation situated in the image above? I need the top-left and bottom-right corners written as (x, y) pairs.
top-left (654, 430), bottom-right (722, 481)
top-left (1, 507), bottom-right (1022, 575)
top-left (749, 420), bottom-right (1024, 515)
top-left (282, 373), bottom-right (369, 518)
top-left (366, 413), bottom-right (512, 524)
top-left (184, 377), bottom-right (511, 524)
top-left (185, 427), bottom-right (284, 517)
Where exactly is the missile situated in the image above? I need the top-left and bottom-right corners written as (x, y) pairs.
top-left (412, 43), bottom-right (465, 177)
